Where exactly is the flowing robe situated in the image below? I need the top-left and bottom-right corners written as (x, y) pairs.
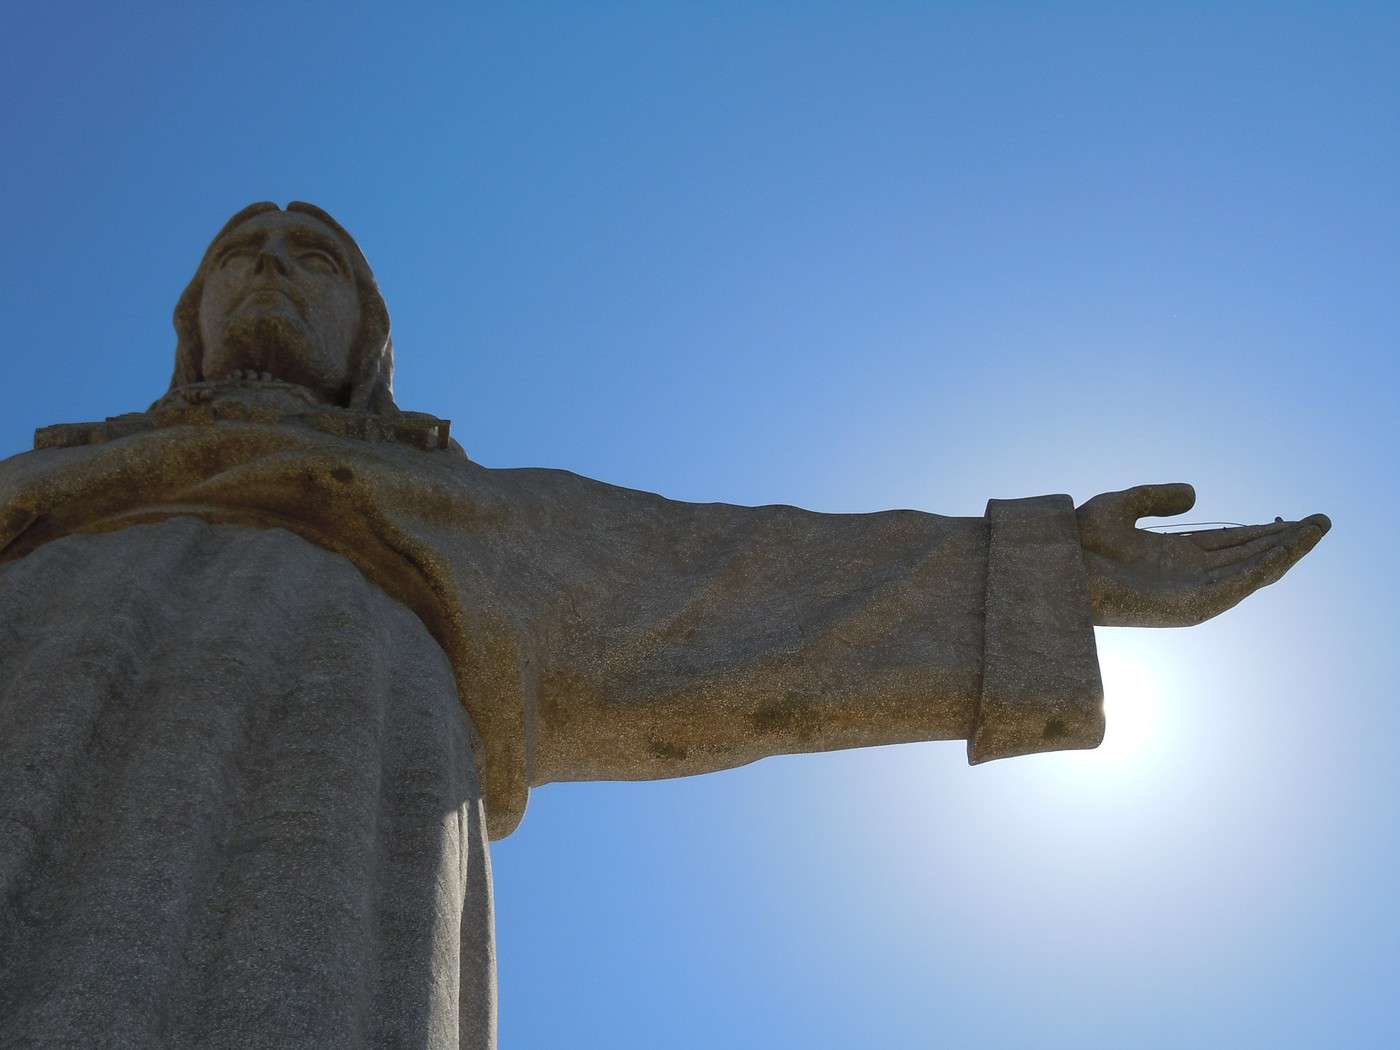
top-left (0, 400), bottom-right (1104, 1048)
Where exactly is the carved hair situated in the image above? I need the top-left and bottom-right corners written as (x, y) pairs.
top-left (169, 201), bottom-right (398, 413)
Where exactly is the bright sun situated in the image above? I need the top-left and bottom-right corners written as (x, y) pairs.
top-left (1094, 633), bottom-right (1163, 762)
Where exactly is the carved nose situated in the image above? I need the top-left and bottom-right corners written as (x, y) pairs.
top-left (253, 248), bottom-right (290, 277)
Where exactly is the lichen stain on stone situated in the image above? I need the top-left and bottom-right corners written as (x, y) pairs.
top-left (751, 695), bottom-right (820, 741)
top-left (647, 739), bottom-right (688, 761)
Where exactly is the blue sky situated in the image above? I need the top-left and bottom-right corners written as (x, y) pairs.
top-left (2, 4), bottom-right (1396, 1047)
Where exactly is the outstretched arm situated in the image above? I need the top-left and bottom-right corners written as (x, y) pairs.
top-left (478, 469), bottom-right (1106, 786)
top-left (486, 472), bottom-right (1327, 788)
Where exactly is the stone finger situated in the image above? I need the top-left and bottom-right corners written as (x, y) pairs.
top-left (1184, 521), bottom-right (1292, 551)
top-left (1203, 521), bottom-right (1325, 595)
top-left (1121, 482), bottom-right (1196, 522)
top-left (1199, 523), bottom-right (1311, 568)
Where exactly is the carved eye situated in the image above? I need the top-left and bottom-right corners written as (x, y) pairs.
top-left (218, 248), bottom-right (253, 272)
top-left (298, 251), bottom-right (339, 275)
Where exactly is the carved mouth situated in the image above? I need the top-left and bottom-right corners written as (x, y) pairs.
top-left (222, 369), bottom-right (286, 382)
top-left (234, 285), bottom-right (305, 313)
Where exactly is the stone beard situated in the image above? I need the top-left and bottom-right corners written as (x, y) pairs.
top-left (0, 203), bottom-right (1328, 1049)
top-left (220, 309), bottom-right (313, 377)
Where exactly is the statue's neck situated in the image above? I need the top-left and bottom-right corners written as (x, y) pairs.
top-left (151, 378), bottom-right (331, 415)
top-left (35, 382), bottom-right (456, 456)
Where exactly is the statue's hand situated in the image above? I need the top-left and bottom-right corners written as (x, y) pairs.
top-left (1076, 483), bottom-right (1330, 627)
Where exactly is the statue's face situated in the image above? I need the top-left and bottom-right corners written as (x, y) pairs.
top-left (198, 210), bottom-right (362, 402)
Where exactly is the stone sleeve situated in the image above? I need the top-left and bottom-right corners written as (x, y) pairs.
top-left (968, 494), bottom-right (1105, 763)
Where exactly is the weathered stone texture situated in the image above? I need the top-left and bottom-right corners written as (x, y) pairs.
top-left (0, 200), bottom-right (1328, 1049)
top-left (0, 520), bottom-right (495, 1049)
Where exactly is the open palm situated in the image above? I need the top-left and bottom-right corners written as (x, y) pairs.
top-left (1076, 483), bottom-right (1330, 628)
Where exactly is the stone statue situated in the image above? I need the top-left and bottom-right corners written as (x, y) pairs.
top-left (0, 202), bottom-right (1329, 1049)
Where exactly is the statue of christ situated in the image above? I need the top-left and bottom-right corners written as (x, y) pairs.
top-left (0, 202), bottom-right (1328, 1049)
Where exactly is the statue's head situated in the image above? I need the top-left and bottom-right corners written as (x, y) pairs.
top-left (170, 202), bottom-right (397, 413)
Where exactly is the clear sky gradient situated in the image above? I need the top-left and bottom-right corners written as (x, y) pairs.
top-left (2, 5), bottom-right (1395, 1047)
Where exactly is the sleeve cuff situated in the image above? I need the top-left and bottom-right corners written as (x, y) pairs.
top-left (968, 494), bottom-right (1105, 764)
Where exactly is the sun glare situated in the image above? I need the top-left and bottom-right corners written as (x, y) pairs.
top-left (1094, 633), bottom-right (1164, 763)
